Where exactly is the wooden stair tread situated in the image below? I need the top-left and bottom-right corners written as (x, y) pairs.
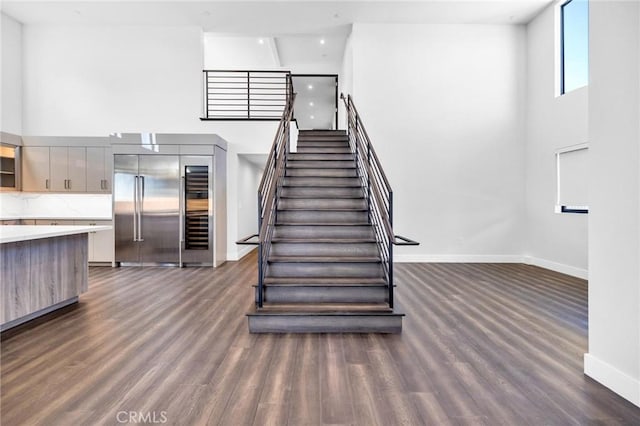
top-left (286, 165), bottom-right (357, 169)
top-left (282, 183), bottom-right (362, 188)
top-left (250, 303), bottom-right (395, 314)
top-left (288, 158), bottom-right (353, 161)
top-left (271, 238), bottom-right (376, 243)
top-left (268, 255), bottom-right (381, 263)
top-left (276, 222), bottom-right (371, 226)
top-left (263, 277), bottom-right (387, 286)
top-left (276, 207), bottom-right (368, 211)
top-left (279, 195), bottom-right (364, 199)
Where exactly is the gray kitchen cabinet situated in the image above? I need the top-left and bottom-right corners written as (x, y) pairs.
top-left (86, 147), bottom-right (112, 193)
top-left (22, 147), bottom-right (87, 192)
top-left (22, 147), bottom-right (51, 191)
top-left (50, 147), bottom-right (86, 192)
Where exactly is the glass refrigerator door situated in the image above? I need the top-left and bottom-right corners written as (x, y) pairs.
top-left (184, 165), bottom-right (210, 250)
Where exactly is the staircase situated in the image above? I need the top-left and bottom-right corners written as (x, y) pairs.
top-left (247, 129), bottom-right (405, 333)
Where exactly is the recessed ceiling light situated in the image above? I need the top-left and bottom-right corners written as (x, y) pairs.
top-left (320, 39), bottom-right (325, 45)
top-left (258, 38), bottom-right (265, 45)
top-left (309, 101), bottom-right (314, 107)
top-left (307, 84), bottom-right (313, 90)
top-left (310, 115), bottom-right (315, 120)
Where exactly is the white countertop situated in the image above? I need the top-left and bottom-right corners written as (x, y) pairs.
top-left (0, 225), bottom-right (112, 244)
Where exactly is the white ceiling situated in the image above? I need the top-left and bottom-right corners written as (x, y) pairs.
top-left (2, 1), bottom-right (553, 31)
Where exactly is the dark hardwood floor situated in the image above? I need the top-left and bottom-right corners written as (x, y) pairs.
top-left (1, 251), bottom-right (639, 425)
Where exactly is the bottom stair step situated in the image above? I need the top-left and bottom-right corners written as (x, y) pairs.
top-left (247, 305), bottom-right (404, 333)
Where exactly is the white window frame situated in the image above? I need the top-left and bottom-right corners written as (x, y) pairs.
top-left (555, 143), bottom-right (589, 214)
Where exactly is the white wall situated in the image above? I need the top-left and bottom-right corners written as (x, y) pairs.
top-left (203, 34), bottom-right (281, 69)
top-left (585, 0), bottom-right (640, 408)
top-left (22, 25), bottom-right (203, 135)
top-left (525, 5), bottom-right (588, 278)
top-left (1, 13), bottom-right (23, 135)
top-left (338, 33), bottom-right (353, 130)
top-left (236, 156), bottom-right (263, 258)
top-left (19, 24), bottom-right (278, 261)
top-left (350, 23), bottom-right (526, 262)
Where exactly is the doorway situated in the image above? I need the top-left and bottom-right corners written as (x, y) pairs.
top-left (291, 74), bottom-right (338, 130)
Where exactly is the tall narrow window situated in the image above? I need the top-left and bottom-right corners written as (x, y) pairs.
top-left (561, 0), bottom-right (589, 94)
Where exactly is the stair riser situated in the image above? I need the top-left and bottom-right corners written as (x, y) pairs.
top-left (248, 314), bottom-right (402, 333)
top-left (281, 187), bottom-right (364, 198)
top-left (283, 176), bottom-right (361, 186)
top-left (298, 134), bottom-right (348, 140)
top-left (288, 153), bottom-right (354, 161)
top-left (261, 286), bottom-right (387, 303)
top-left (286, 168), bottom-right (358, 177)
top-left (277, 210), bottom-right (368, 223)
top-left (274, 226), bottom-right (374, 239)
top-left (296, 139), bottom-right (350, 148)
top-left (299, 131), bottom-right (347, 136)
top-left (271, 242), bottom-right (379, 257)
top-left (296, 147), bottom-right (352, 154)
top-left (278, 198), bottom-right (366, 210)
top-left (268, 262), bottom-right (384, 278)
top-left (286, 160), bottom-right (355, 168)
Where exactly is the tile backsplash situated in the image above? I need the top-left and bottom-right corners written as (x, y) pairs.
top-left (0, 193), bottom-right (112, 220)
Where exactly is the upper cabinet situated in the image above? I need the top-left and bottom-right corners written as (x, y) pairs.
top-left (22, 146), bottom-right (111, 193)
top-left (22, 147), bottom-right (51, 191)
top-left (50, 147), bottom-right (87, 192)
top-left (85, 147), bottom-right (112, 193)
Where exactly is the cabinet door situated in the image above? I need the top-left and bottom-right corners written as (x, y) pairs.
top-left (49, 147), bottom-right (68, 191)
top-left (91, 221), bottom-right (114, 263)
top-left (22, 147), bottom-right (50, 191)
top-left (76, 220), bottom-right (113, 263)
top-left (103, 149), bottom-right (113, 193)
top-left (86, 147), bottom-right (105, 192)
top-left (67, 147), bottom-right (86, 192)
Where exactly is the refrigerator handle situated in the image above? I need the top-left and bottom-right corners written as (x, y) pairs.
top-left (133, 175), bottom-right (138, 242)
top-left (179, 176), bottom-right (185, 244)
top-left (138, 175), bottom-right (145, 241)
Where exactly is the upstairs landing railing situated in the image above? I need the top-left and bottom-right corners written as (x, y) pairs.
top-left (201, 70), bottom-right (291, 120)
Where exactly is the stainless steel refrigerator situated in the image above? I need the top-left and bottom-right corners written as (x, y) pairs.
top-left (114, 154), bottom-right (215, 266)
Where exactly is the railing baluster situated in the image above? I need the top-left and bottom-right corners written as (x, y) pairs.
top-left (247, 71), bottom-right (251, 119)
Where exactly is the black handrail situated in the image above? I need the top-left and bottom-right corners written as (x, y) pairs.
top-left (253, 77), bottom-right (296, 307)
top-left (202, 70), bottom-right (291, 120)
top-left (340, 93), bottom-right (419, 308)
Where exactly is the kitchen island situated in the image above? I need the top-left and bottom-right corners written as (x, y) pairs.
top-left (0, 225), bottom-right (111, 331)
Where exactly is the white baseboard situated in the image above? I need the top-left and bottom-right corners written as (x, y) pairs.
top-left (523, 256), bottom-right (588, 279)
top-left (394, 254), bottom-right (587, 279)
top-left (227, 245), bottom-right (256, 261)
top-left (584, 353), bottom-right (640, 408)
top-left (394, 254), bottom-right (523, 263)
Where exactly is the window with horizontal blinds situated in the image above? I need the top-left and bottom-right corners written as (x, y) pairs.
top-left (556, 145), bottom-right (588, 213)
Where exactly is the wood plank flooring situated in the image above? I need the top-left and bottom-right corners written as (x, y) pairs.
top-left (2, 252), bottom-right (639, 425)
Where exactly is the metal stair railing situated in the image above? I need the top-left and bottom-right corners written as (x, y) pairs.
top-left (340, 93), bottom-right (419, 309)
top-left (237, 75), bottom-right (296, 308)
